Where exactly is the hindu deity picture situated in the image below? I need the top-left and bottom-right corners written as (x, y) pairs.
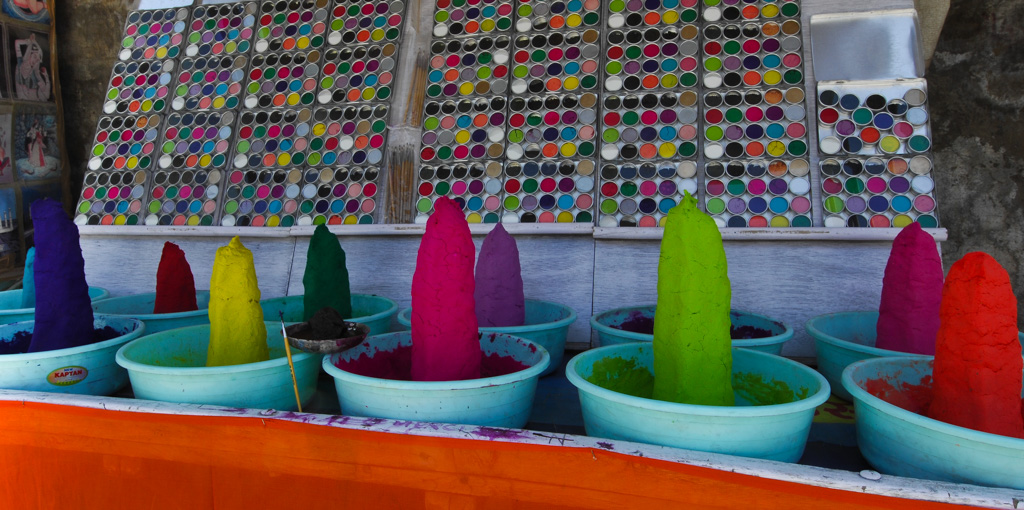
top-left (13, 105), bottom-right (58, 181)
top-left (2, 0), bottom-right (50, 25)
top-left (0, 186), bottom-right (18, 269)
top-left (8, 26), bottom-right (51, 102)
top-left (0, 113), bottom-right (13, 185)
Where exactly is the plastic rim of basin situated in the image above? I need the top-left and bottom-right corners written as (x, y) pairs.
top-left (91, 291), bottom-right (212, 334)
top-left (0, 287), bottom-right (111, 325)
top-left (0, 315), bottom-right (145, 395)
top-left (323, 331), bottom-right (550, 428)
top-left (259, 294), bottom-right (398, 336)
top-left (805, 311), bottom-right (932, 401)
top-left (396, 299), bottom-right (576, 376)
top-left (589, 305), bottom-right (793, 354)
top-left (566, 343), bottom-right (830, 462)
top-left (115, 322), bottom-right (320, 411)
top-left (842, 357), bottom-right (1024, 490)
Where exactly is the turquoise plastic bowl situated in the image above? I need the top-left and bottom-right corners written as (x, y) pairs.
top-left (92, 291), bottom-right (212, 334)
top-left (805, 311), bottom-right (933, 401)
top-left (566, 343), bottom-right (830, 462)
top-left (323, 331), bottom-right (550, 428)
top-left (259, 294), bottom-right (398, 336)
top-left (115, 322), bottom-right (320, 410)
top-left (0, 287), bottom-right (110, 325)
top-left (396, 299), bottom-right (576, 376)
top-left (590, 305), bottom-right (793, 355)
top-left (0, 315), bottom-right (145, 395)
top-left (843, 357), bottom-right (1024, 490)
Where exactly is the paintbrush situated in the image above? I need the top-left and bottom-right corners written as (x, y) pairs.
top-left (279, 312), bottom-right (303, 413)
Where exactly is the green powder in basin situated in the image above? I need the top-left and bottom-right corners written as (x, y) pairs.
top-left (733, 372), bottom-right (808, 406)
top-left (652, 192), bottom-right (735, 406)
top-left (585, 356), bottom-right (654, 399)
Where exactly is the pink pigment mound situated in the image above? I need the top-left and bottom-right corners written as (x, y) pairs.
top-left (474, 223), bottom-right (525, 327)
top-left (334, 344), bottom-right (529, 381)
top-left (410, 196), bottom-right (481, 381)
top-left (875, 222), bottom-right (943, 355)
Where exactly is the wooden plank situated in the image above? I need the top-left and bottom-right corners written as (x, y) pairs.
top-left (80, 235), bottom-right (297, 298)
top-left (593, 240), bottom-right (897, 356)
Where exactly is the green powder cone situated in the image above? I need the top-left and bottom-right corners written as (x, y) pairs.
top-left (303, 224), bottom-right (352, 321)
top-left (652, 191), bottom-right (735, 406)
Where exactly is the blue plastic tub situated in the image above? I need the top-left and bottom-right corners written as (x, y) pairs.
top-left (590, 305), bottom-right (793, 355)
top-left (0, 287), bottom-right (110, 325)
top-left (805, 311), bottom-right (933, 401)
top-left (396, 299), bottom-right (575, 376)
top-left (843, 357), bottom-right (1024, 490)
top-left (115, 322), bottom-right (320, 410)
top-left (92, 291), bottom-right (211, 334)
top-left (566, 343), bottom-right (830, 462)
top-left (0, 315), bottom-right (145, 395)
top-left (259, 294), bottom-right (398, 336)
top-left (323, 331), bottom-right (550, 428)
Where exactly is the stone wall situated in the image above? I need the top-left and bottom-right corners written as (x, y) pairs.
top-left (56, 1), bottom-right (1024, 326)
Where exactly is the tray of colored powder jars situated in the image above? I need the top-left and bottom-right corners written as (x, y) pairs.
top-left (146, 168), bottom-right (221, 226)
top-left (432, 0), bottom-right (515, 38)
top-left (816, 80), bottom-right (932, 157)
top-left (75, 170), bottom-right (148, 226)
top-left (171, 55), bottom-right (247, 111)
top-left (308, 105), bottom-right (389, 167)
top-left (701, 89), bottom-right (808, 160)
top-left (327, 0), bottom-right (406, 46)
top-left (183, 2), bottom-right (257, 58)
top-left (506, 93), bottom-right (598, 161)
top-left (597, 160), bottom-right (698, 227)
top-left (704, 158), bottom-right (812, 227)
top-left (415, 161), bottom-right (505, 222)
top-left (118, 7), bottom-right (188, 62)
top-left (317, 43), bottom-right (399, 104)
top-left (702, 0), bottom-right (800, 24)
top-left (606, 0), bottom-right (700, 32)
top-left (102, 59), bottom-right (175, 116)
top-left (511, 30), bottom-right (601, 95)
top-left (603, 23), bottom-right (700, 93)
top-left (503, 159), bottom-right (596, 223)
top-left (253, 0), bottom-right (329, 53)
top-left (427, 36), bottom-right (511, 99)
top-left (701, 18), bottom-right (803, 89)
top-left (294, 165), bottom-right (380, 225)
top-left (155, 110), bottom-right (234, 172)
top-left (220, 168), bottom-right (295, 227)
top-left (515, 0), bottom-right (602, 32)
top-left (243, 50), bottom-right (321, 109)
top-left (86, 113), bottom-right (162, 173)
top-left (599, 91), bottom-right (699, 162)
top-left (420, 96), bottom-right (508, 165)
top-left (233, 107), bottom-right (313, 169)
top-left (819, 155), bottom-right (938, 228)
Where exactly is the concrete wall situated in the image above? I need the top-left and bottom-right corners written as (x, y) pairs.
top-left (55, 0), bottom-right (1024, 327)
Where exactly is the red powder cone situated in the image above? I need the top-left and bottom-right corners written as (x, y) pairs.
top-left (928, 252), bottom-right (1024, 438)
top-left (153, 242), bottom-right (199, 314)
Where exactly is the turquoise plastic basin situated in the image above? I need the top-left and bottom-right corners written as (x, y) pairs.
top-left (590, 305), bottom-right (793, 355)
top-left (92, 291), bottom-right (212, 334)
top-left (323, 331), bottom-right (550, 428)
top-left (843, 357), bottom-right (1024, 490)
top-left (115, 322), bottom-right (320, 411)
top-left (259, 294), bottom-right (398, 336)
top-left (0, 287), bottom-right (110, 325)
top-left (805, 311), bottom-right (932, 401)
top-left (0, 315), bottom-right (145, 395)
top-left (566, 343), bottom-right (830, 462)
top-left (396, 299), bottom-right (576, 376)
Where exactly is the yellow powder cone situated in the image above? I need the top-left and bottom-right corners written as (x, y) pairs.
top-left (207, 236), bottom-right (269, 366)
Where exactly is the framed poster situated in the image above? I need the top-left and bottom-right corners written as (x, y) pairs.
top-left (1, 0), bottom-right (48, 25)
top-left (13, 103), bottom-right (58, 181)
top-left (8, 25), bottom-right (50, 102)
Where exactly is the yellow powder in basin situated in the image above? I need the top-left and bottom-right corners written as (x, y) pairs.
top-left (206, 236), bottom-right (269, 366)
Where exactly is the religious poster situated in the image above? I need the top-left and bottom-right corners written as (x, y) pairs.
top-left (0, 186), bottom-right (18, 269)
top-left (8, 25), bottom-right (50, 102)
top-left (2, 0), bottom-right (50, 25)
top-left (0, 111), bottom-right (13, 184)
top-left (13, 104), bottom-right (58, 181)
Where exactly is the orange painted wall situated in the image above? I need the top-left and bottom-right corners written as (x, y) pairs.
top-left (0, 401), bottom-right (976, 509)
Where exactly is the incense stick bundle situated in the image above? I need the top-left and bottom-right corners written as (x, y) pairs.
top-left (384, 146), bottom-right (416, 224)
